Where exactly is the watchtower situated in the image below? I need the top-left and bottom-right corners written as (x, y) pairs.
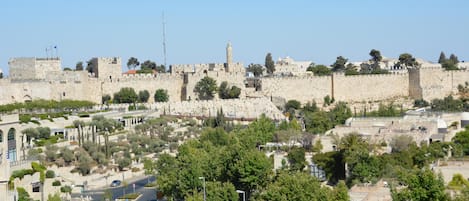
top-left (89, 57), bottom-right (122, 80)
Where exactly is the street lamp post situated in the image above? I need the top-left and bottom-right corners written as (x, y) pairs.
top-left (198, 177), bottom-right (206, 201)
top-left (236, 190), bottom-right (246, 201)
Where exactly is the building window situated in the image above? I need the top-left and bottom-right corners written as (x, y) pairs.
top-left (8, 128), bottom-right (15, 140)
top-left (32, 183), bottom-right (41, 192)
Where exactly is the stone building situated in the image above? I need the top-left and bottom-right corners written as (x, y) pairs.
top-left (274, 56), bottom-right (312, 76)
top-left (0, 114), bottom-right (25, 201)
top-left (8, 57), bottom-right (61, 80)
top-left (88, 57), bottom-right (122, 80)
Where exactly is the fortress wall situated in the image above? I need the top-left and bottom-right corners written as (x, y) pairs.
top-left (333, 73), bottom-right (409, 102)
top-left (45, 70), bottom-right (90, 81)
top-left (102, 74), bottom-right (183, 103)
top-left (95, 57), bottom-right (122, 79)
top-left (458, 62), bottom-right (469, 69)
top-left (408, 69), bottom-right (422, 99)
top-left (8, 58), bottom-right (36, 80)
top-left (185, 71), bottom-right (246, 101)
top-left (260, 76), bottom-right (332, 104)
top-left (171, 64), bottom-right (196, 74)
top-left (150, 97), bottom-right (285, 120)
top-left (0, 81), bottom-right (52, 104)
top-left (8, 58), bottom-right (61, 80)
top-left (418, 68), bottom-right (469, 100)
top-left (49, 79), bottom-right (98, 103)
top-left (35, 59), bottom-right (61, 79)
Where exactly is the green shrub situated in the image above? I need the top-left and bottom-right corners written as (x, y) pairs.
top-left (52, 180), bottom-right (61, 186)
top-left (11, 169), bottom-right (35, 180)
top-left (19, 114), bottom-right (32, 124)
top-left (131, 167), bottom-right (140, 172)
top-left (137, 105), bottom-right (147, 110)
top-left (45, 170), bottom-right (55, 178)
top-left (144, 182), bottom-right (157, 188)
top-left (17, 187), bottom-right (31, 201)
top-left (31, 162), bottom-right (46, 172)
top-left (38, 114), bottom-right (48, 120)
top-left (30, 120), bottom-right (40, 125)
top-left (60, 185), bottom-right (72, 194)
top-left (119, 193), bottom-right (141, 199)
top-left (78, 112), bottom-right (90, 118)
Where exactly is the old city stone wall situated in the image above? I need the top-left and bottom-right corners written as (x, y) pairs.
top-left (415, 68), bottom-right (469, 101)
top-left (8, 58), bottom-right (61, 80)
top-left (333, 73), bottom-right (409, 102)
top-left (260, 76), bottom-right (331, 104)
top-left (1, 63), bottom-right (468, 108)
top-left (93, 57), bottom-right (122, 80)
top-left (105, 97), bottom-right (285, 120)
top-left (184, 71), bottom-right (246, 101)
top-left (102, 73), bottom-right (183, 103)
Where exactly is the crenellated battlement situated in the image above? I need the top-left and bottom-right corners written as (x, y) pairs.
top-left (261, 75), bottom-right (332, 82)
top-left (1, 52), bottom-right (468, 106)
top-left (119, 73), bottom-right (182, 81)
top-left (333, 71), bottom-right (409, 77)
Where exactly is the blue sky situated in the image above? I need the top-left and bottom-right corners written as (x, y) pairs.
top-left (1, 0), bottom-right (468, 74)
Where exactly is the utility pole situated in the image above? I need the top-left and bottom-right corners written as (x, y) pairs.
top-left (162, 12), bottom-right (167, 70)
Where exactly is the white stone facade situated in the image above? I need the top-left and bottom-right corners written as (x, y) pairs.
top-left (274, 56), bottom-right (311, 76)
top-left (9, 57), bottom-right (61, 80)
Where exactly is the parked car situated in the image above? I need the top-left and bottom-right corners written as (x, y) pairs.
top-left (110, 180), bottom-right (122, 187)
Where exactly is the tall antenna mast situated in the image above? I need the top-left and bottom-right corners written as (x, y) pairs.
top-left (162, 12), bottom-right (167, 69)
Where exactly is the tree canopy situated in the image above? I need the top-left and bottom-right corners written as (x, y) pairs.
top-left (113, 87), bottom-right (138, 103)
top-left (331, 56), bottom-right (348, 72)
top-left (154, 89), bottom-right (169, 102)
top-left (127, 57), bottom-right (140, 70)
top-left (255, 172), bottom-right (349, 201)
top-left (369, 49), bottom-right (382, 62)
top-left (397, 53), bottom-right (418, 68)
top-left (75, 61), bottom-right (84, 71)
top-left (438, 51), bottom-right (447, 64)
top-left (247, 63), bottom-right (264, 77)
top-left (265, 53), bottom-right (275, 74)
top-left (194, 76), bottom-right (218, 100)
top-left (138, 90), bottom-right (150, 103)
top-left (218, 81), bottom-right (241, 99)
top-left (391, 168), bottom-right (450, 201)
top-left (307, 64), bottom-right (332, 76)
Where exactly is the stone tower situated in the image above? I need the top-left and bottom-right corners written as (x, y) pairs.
top-left (90, 57), bottom-right (122, 80)
top-left (226, 42), bottom-right (233, 66)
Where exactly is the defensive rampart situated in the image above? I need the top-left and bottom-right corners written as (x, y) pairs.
top-left (260, 76), bottom-right (331, 103)
top-left (333, 73), bottom-right (409, 102)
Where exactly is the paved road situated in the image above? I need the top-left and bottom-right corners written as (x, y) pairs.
top-left (71, 176), bottom-right (156, 201)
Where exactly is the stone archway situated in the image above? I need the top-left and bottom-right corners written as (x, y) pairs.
top-left (23, 95), bottom-right (32, 102)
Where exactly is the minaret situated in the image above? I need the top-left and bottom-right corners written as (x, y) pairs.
top-left (226, 42), bottom-right (233, 70)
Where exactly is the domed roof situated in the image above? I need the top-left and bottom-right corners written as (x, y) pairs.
top-left (437, 119), bottom-right (447, 129)
top-left (462, 112), bottom-right (469, 121)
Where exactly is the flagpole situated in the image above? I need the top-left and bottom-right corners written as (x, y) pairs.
top-left (54, 46), bottom-right (59, 59)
